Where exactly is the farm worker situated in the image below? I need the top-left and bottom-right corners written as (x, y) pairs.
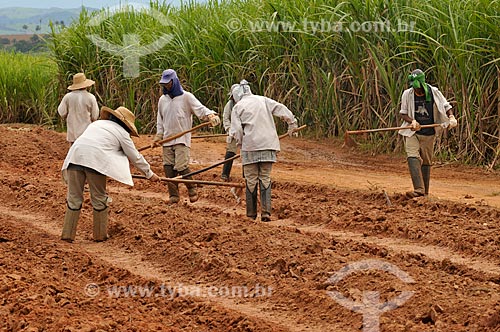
top-left (153, 69), bottom-right (220, 204)
top-left (398, 68), bottom-right (458, 198)
top-left (229, 80), bottom-right (298, 222)
top-left (61, 106), bottom-right (160, 242)
top-left (220, 83), bottom-right (240, 181)
top-left (57, 72), bottom-right (99, 144)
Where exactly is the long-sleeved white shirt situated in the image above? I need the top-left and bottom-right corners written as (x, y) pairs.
top-left (62, 120), bottom-right (153, 186)
top-left (222, 99), bottom-right (234, 132)
top-left (156, 92), bottom-right (215, 147)
top-left (229, 94), bottom-right (297, 152)
top-left (398, 85), bottom-right (452, 137)
top-left (57, 90), bottom-right (99, 142)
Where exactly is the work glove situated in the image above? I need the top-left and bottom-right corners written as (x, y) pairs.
top-left (149, 173), bottom-right (160, 182)
top-left (153, 134), bottom-right (163, 147)
top-left (448, 114), bottom-right (458, 128)
top-left (208, 114), bottom-right (221, 127)
top-left (411, 119), bottom-right (421, 131)
top-left (287, 121), bottom-right (299, 137)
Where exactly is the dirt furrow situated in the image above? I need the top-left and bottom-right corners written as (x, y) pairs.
top-left (278, 221), bottom-right (500, 277)
top-left (0, 205), bottom-right (342, 332)
top-left (3, 125), bottom-right (500, 331)
top-left (108, 186), bottom-right (500, 279)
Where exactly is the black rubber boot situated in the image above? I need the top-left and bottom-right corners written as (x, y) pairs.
top-left (406, 157), bottom-right (425, 198)
top-left (163, 165), bottom-right (179, 204)
top-left (178, 168), bottom-right (198, 203)
top-left (422, 165), bottom-right (431, 196)
top-left (246, 183), bottom-right (258, 220)
top-left (221, 151), bottom-right (236, 181)
top-left (260, 180), bottom-right (272, 222)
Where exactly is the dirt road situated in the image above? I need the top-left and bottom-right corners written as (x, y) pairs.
top-left (1, 124), bottom-right (500, 331)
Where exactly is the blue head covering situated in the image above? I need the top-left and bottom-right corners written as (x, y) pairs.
top-left (159, 69), bottom-right (184, 98)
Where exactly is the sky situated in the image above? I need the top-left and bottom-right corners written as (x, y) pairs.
top-left (0, 0), bottom-right (167, 9)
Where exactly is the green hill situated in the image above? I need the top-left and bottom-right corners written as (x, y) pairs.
top-left (0, 7), bottom-right (96, 35)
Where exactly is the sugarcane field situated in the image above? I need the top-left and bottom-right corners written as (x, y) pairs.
top-left (2, 0), bottom-right (500, 331)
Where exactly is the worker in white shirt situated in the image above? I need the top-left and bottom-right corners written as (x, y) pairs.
top-left (57, 72), bottom-right (99, 145)
top-left (61, 106), bottom-right (160, 242)
top-left (154, 69), bottom-right (220, 204)
top-left (229, 80), bottom-right (298, 222)
top-left (221, 83), bottom-right (239, 181)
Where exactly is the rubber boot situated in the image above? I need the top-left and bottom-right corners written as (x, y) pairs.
top-left (163, 165), bottom-right (179, 204)
top-left (221, 151), bottom-right (236, 181)
top-left (93, 207), bottom-right (108, 242)
top-left (406, 157), bottom-right (425, 198)
top-left (61, 206), bottom-right (81, 242)
top-left (178, 168), bottom-right (198, 203)
top-left (260, 180), bottom-right (272, 222)
top-left (246, 183), bottom-right (258, 220)
top-left (422, 165), bottom-right (431, 196)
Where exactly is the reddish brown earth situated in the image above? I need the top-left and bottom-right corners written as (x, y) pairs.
top-left (1, 124), bottom-right (500, 332)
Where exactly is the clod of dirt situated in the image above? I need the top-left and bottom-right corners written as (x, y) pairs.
top-left (304, 243), bottom-right (323, 254)
top-left (108, 222), bottom-right (126, 237)
top-left (202, 232), bottom-right (218, 242)
top-left (483, 310), bottom-right (500, 327)
top-left (270, 258), bottom-right (288, 274)
top-left (6, 274), bottom-right (24, 281)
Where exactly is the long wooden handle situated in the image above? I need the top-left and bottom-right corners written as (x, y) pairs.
top-left (175, 154), bottom-right (241, 179)
top-left (192, 124), bottom-right (307, 140)
top-left (278, 124), bottom-right (307, 139)
top-left (346, 123), bottom-right (441, 135)
top-left (132, 174), bottom-right (245, 188)
top-left (138, 122), bottom-right (211, 152)
top-left (192, 134), bottom-right (228, 139)
top-left (176, 124), bottom-right (308, 179)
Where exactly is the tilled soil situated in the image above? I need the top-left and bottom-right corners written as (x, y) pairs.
top-left (1, 124), bottom-right (500, 332)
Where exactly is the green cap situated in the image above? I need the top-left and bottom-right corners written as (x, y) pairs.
top-left (408, 69), bottom-right (431, 102)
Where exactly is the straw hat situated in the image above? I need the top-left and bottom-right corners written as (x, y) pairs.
top-left (100, 106), bottom-right (139, 137)
top-left (68, 73), bottom-right (95, 90)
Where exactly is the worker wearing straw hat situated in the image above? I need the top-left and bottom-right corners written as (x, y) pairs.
top-left (220, 83), bottom-right (240, 182)
top-left (229, 80), bottom-right (298, 222)
top-left (154, 69), bottom-right (221, 204)
top-left (61, 106), bottom-right (160, 242)
top-left (398, 68), bottom-right (458, 198)
top-left (57, 72), bottom-right (99, 144)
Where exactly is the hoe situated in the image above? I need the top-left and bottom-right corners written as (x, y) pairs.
top-left (343, 123), bottom-right (441, 148)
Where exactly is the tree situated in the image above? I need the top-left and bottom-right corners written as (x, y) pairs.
top-left (22, 24), bottom-right (28, 33)
top-left (14, 40), bottom-right (30, 52)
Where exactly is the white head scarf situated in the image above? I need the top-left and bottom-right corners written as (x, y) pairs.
top-left (231, 79), bottom-right (252, 103)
